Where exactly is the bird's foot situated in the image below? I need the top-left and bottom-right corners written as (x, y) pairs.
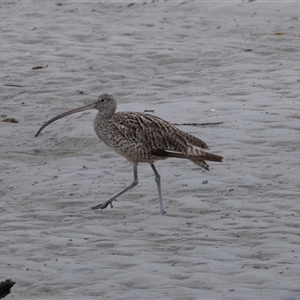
top-left (160, 209), bottom-right (166, 215)
top-left (91, 200), bottom-right (114, 210)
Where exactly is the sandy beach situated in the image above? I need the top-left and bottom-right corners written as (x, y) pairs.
top-left (1, 1), bottom-right (300, 299)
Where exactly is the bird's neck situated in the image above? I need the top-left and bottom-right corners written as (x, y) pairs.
top-left (95, 110), bottom-right (115, 120)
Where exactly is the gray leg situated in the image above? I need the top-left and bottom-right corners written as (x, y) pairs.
top-left (91, 163), bottom-right (138, 210)
top-left (150, 163), bottom-right (166, 215)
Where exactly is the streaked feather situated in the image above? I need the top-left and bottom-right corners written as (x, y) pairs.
top-left (94, 111), bottom-right (223, 170)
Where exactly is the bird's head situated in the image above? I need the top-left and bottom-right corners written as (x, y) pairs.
top-left (94, 94), bottom-right (117, 117)
top-left (35, 93), bottom-right (116, 137)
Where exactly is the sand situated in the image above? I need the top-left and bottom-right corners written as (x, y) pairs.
top-left (1, 1), bottom-right (300, 299)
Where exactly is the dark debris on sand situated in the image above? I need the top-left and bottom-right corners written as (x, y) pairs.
top-left (0, 279), bottom-right (15, 299)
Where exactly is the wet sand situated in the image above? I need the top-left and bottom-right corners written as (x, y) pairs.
top-left (1, 1), bottom-right (300, 299)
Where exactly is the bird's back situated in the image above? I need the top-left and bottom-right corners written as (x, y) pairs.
top-left (94, 111), bottom-right (222, 169)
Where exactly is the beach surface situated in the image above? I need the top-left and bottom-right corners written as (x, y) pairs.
top-left (1, 1), bottom-right (300, 299)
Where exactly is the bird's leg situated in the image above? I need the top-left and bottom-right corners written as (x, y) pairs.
top-left (91, 163), bottom-right (139, 210)
top-left (150, 163), bottom-right (166, 215)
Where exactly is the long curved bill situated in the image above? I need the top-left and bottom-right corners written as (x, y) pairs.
top-left (35, 102), bottom-right (96, 137)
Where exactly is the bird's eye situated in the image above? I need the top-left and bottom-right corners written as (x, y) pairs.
top-left (100, 99), bottom-right (106, 103)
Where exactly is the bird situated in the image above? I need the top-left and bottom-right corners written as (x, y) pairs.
top-left (35, 94), bottom-right (223, 214)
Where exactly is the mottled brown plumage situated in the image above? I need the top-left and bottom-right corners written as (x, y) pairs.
top-left (35, 94), bottom-right (223, 214)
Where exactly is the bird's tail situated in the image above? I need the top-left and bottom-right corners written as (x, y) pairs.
top-left (159, 148), bottom-right (223, 162)
top-left (187, 147), bottom-right (223, 162)
top-left (151, 148), bottom-right (223, 171)
top-left (191, 159), bottom-right (211, 171)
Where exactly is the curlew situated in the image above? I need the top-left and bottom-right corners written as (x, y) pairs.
top-left (35, 94), bottom-right (223, 214)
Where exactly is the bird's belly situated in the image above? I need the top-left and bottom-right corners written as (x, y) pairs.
top-left (94, 123), bottom-right (168, 163)
top-left (110, 144), bottom-right (165, 163)
top-left (95, 133), bottom-right (164, 163)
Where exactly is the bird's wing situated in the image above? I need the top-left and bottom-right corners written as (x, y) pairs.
top-left (110, 112), bottom-right (209, 153)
